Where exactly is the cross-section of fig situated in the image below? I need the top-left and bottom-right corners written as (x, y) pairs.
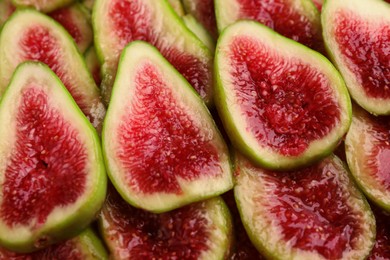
top-left (234, 153), bottom-right (376, 259)
top-left (214, 0), bottom-right (324, 53)
top-left (0, 228), bottom-right (108, 259)
top-left (103, 41), bottom-right (232, 213)
top-left (0, 9), bottom-right (105, 131)
top-left (0, 62), bottom-right (107, 253)
top-left (345, 105), bottom-right (390, 213)
top-left (99, 187), bottom-right (233, 260)
top-left (215, 21), bottom-right (351, 170)
top-left (93, 0), bottom-right (214, 106)
top-left (322, 0), bottom-right (390, 115)
top-left (11, 0), bottom-right (74, 13)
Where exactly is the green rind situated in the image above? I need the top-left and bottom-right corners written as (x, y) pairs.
top-left (0, 62), bottom-right (107, 253)
top-left (167, 0), bottom-right (185, 16)
top-left (214, 20), bottom-right (351, 171)
top-left (182, 14), bottom-right (215, 53)
top-left (92, 0), bottom-right (214, 106)
top-left (345, 105), bottom-right (390, 213)
top-left (234, 153), bottom-right (376, 260)
top-left (321, 0), bottom-right (390, 115)
top-left (102, 41), bottom-right (232, 213)
top-left (76, 228), bottom-right (108, 260)
top-left (11, 0), bottom-right (75, 13)
top-left (0, 8), bottom-right (104, 131)
top-left (84, 46), bottom-right (101, 86)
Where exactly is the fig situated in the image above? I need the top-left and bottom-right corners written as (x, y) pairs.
top-left (182, 14), bottom-right (215, 53)
top-left (0, 0), bottom-right (14, 27)
top-left (11, 0), bottom-right (74, 13)
top-left (215, 21), bottom-right (351, 170)
top-left (182, 0), bottom-right (218, 40)
top-left (322, 0), bottom-right (390, 115)
top-left (99, 187), bottom-right (233, 260)
top-left (168, 0), bottom-right (185, 17)
top-left (103, 41), bottom-right (232, 213)
top-left (93, 0), bottom-right (214, 106)
top-left (0, 228), bottom-right (108, 259)
top-left (214, 0), bottom-right (324, 53)
top-left (0, 62), bottom-right (107, 253)
top-left (345, 105), bottom-right (390, 213)
top-left (84, 46), bottom-right (102, 87)
top-left (0, 9), bottom-right (105, 131)
top-left (49, 3), bottom-right (93, 54)
top-left (234, 153), bottom-right (376, 259)
top-left (368, 205), bottom-right (390, 259)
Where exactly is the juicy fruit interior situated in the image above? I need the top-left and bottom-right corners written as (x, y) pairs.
top-left (333, 10), bottom-right (389, 99)
top-left (226, 36), bottom-right (341, 157)
top-left (116, 62), bottom-right (223, 195)
top-left (101, 188), bottom-right (216, 259)
top-left (1, 87), bottom-right (87, 227)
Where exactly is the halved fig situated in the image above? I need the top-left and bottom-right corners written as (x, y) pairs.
top-left (49, 3), bottom-right (93, 54)
top-left (322, 0), bottom-right (390, 115)
top-left (234, 153), bottom-right (376, 259)
top-left (85, 46), bottom-right (102, 87)
top-left (0, 0), bottom-right (15, 27)
top-left (168, 0), bottom-right (185, 17)
top-left (345, 105), bottom-right (390, 213)
top-left (0, 9), bottom-right (105, 131)
top-left (0, 62), bottom-right (107, 253)
top-left (182, 0), bottom-right (218, 40)
top-left (215, 21), bottom-right (351, 170)
top-left (103, 41), bottom-right (232, 213)
top-left (11, 0), bottom-right (74, 13)
top-left (93, 0), bottom-right (214, 106)
top-left (182, 14), bottom-right (215, 53)
top-left (99, 187), bottom-right (233, 260)
top-left (0, 228), bottom-right (108, 259)
top-left (368, 204), bottom-right (390, 259)
top-left (214, 0), bottom-right (324, 53)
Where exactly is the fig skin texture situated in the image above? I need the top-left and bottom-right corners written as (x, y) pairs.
top-left (99, 187), bottom-right (233, 260)
top-left (322, 0), bottom-right (390, 115)
top-left (345, 104), bottom-right (390, 213)
top-left (102, 41), bottom-right (232, 213)
top-left (0, 62), bottom-right (107, 253)
top-left (215, 20), bottom-right (351, 171)
top-left (234, 153), bottom-right (376, 260)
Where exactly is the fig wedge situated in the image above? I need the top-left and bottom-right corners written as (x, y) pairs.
top-left (103, 41), bottom-right (232, 213)
top-left (234, 153), bottom-right (376, 260)
top-left (322, 0), bottom-right (390, 115)
top-left (0, 62), bottom-right (106, 253)
top-left (215, 21), bottom-right (351, 170)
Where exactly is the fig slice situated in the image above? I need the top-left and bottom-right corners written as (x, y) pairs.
top-left (234, 153), bottom-right (376, 260)
top-left (0, 9), bottom-right (105, 132)
top-left (103, 41), bottom-right (232, 213)
top-left (11, 0), bottom-right (74, 13)
top-left (182, 14), bottom-right (215, 53)
top-left (215, 21), bottom-right (351, 170)
top-left (49, 2), bottom-right (93, 54)
top-left (214, 0), bottom-right (324, 53)
top-left (93, 0), bottom-right (214, 106)
top-left (0, 62), bottom-right (107, 253)
top-left (99, 187), bottom-right (233, 260)
top-left (0, 228), bottom-right (108, 259)
top-left (345, 105), bottom-right (390, 213)
top-left (322, 0), bottom-right (390, 115)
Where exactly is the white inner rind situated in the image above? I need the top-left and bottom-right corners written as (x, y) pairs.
top-left (234, 155), bottom-right (375, 260)
top-left (216, 21), bottom-right (351, 170)
top-left (103, 41), bottom-right (232, 213)
top-left (0, 63), bottom-right (105, 249)
top-left (322, 0), bottom-right (390, 115)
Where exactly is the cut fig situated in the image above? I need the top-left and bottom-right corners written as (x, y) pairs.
top-left (0, 62), bottom-right (107, 253)
top-left (234, 153), bottom-right (376, 259)
top-left (93, 0), bottom-right (214, 106)
top-left (103, 41), bottom-right (232, 212)
top-left (368, 204), bottom-right (390, 259)
top-left (322, 0), bottom-right (390, 115)
top-left (215, 21), bottom-right (351, 170)
top-left (11, 0), bottom-right (74, 13)
top-left (182, 0), bottom-right (218, 40)
top-left (345, 105), bottom-right (390, 213)
top-left (168, 0), bottom-right (185, 17)
top-left (99, 186), bottom-right (233, 260)
top-left (182, 14), bottom-right (215, 53)
top-left (0, 228), bottom-right (108, 259)
top-left (0, 9), bottom-right (105, 131)
top-left (0, 0), bottom-right (15, 27)
top-left (49, 3), bottom-right (93, 54)
top-left (214, 0), bottom-right (324, 53)
top-left (84, 46), bottom-right (102, 87)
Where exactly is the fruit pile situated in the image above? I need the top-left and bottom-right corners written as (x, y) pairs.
top-left (0, 0), bottom-right (388, 259)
